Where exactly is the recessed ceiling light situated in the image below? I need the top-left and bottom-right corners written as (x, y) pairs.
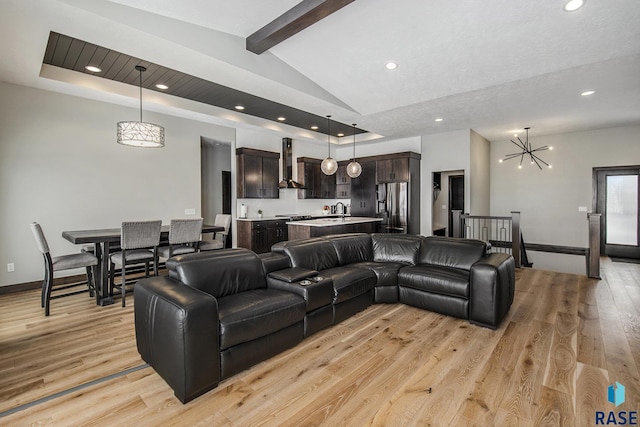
top-left (435, 118), bottom-right (443, 122)
top-left (155, 84), bottom-right (169, 90)
top-left (337, 133), bottom-right (344, 137)
top-left (235, 105), bottom-right (245, 110)
top-left (385, 62), bottom-right (398, 70)
top-left (581, 90), bottom-right (595, 96)
top-left (277, 116), bottom-right (286, 121)
top-left (564, 0), bottom-right (585, 12)
top-left (311, 125), bottom-right (319, 130)
top-left (85, 65), bottom-right (102, 73)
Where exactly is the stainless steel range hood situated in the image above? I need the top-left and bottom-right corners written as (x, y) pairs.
top-left (279, 137), bottom-right (305, 189)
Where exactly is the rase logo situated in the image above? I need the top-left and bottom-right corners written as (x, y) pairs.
top-left (596, 382), bottom-right (637, 425)
top-left (609, 382), bottom-right (626, 407)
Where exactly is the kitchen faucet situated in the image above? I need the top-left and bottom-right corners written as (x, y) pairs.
top-left (335, 202), bottom-right (345, 221)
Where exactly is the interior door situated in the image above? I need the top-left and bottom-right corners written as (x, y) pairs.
top-left (448, 175), bottom-right (464, 237)
top-left (595, 166), bottom-right (640, 259)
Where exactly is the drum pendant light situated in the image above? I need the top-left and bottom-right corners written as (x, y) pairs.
top-left (346, 123), bottom-right (362, 178)
top-left (117, 65), bottom-right (165, 148)
top-left (321, 115), bottom-right (337, 175)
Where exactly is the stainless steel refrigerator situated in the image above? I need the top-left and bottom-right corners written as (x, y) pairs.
top-left (376, 182), bottom-right (408, 233)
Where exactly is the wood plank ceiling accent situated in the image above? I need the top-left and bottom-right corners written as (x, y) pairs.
top-left (41, 32), bottom-right (367, 137)
top-left (246, 0), bottom-right (356, 55)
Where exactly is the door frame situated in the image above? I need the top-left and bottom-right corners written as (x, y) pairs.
top-left (593, 165), bottom-right (640, 258)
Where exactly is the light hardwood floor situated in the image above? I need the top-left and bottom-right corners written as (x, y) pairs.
top-left (1, 258), bottom-right (638, 426)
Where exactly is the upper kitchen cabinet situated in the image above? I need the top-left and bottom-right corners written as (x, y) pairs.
top-left (335, 162), bottom-right (351, 199)
top-left (376, 152), bottom-right (421, 183)
top-left (297, 157), bottom-right (336, 199)
top-left (236, 147), bottom-right (280, 199)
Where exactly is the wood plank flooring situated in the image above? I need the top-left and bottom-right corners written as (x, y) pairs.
top-left (0, 257), bottom-right (638, 426)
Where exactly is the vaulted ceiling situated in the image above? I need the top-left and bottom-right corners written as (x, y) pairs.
top-left (1, 0), bottom-right (639, 144)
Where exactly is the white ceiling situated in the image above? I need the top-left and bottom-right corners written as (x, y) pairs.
top-left (1, 0), bottom-right (639, 143)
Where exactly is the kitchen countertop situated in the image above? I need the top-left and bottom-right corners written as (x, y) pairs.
top-left (286, 217), bottom-right (382, 227)
top-left (237, 214), bottom-right (351, 222)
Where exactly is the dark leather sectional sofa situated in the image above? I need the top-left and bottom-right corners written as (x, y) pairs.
top-left (134, 233), bottom-right (515, 403)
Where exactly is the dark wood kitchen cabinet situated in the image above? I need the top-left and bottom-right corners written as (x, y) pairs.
top-left (350, 160), bottom-right (376, 216)
top-left (376, 157), bottom-right (410, 183)
top-left (336, 163), bottom-right (351, 199)
top-left (237, 219), bottom-right (288, 254)
top-left (236, 148), bottom-right (280, 199)
top-left (297, 157), bottom-right (336, 199)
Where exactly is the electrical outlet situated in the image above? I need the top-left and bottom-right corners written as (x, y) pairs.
top-left (184, 208), bottom-right (196, 216)
top-left (7, 263), bottom-right (15, 272)
top-left (578, 206), bottom-right (588, 212)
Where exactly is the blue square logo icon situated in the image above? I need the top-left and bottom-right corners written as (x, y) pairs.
top-left (608, 382), bottom-right (625, 407)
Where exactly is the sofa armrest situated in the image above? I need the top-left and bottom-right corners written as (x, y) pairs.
top-left (268, 267), bottom-right (318, 282)
top-left (469, 253), bottom-right (515, 329)
top-left (267, 268), bottom-right (333, 311)
top-left (134, 276), bottom-right (220, 403)
top-left (259, 251), bottom-right (291, 274)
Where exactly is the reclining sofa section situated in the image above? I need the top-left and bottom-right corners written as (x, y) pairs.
top-left (134, 233), bottom-right (515, 403)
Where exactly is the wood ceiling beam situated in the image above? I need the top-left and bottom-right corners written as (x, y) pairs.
top-left (246, 0), bottom-right (355, 55)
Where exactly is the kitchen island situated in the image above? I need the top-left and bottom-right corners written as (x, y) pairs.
top-left (287, 217), bottom-right (382, 240)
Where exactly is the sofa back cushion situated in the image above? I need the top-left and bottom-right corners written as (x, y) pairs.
top-left (327, 233), bottom-right (373, 266)
top-left (418, 237), bottom-right (487, 270)
top-left (281, 239), bottom-right (339, 271)
top-left (371, 234), bottom-right (422, 265)
top-left (167, 248), bottom-right (266, 298)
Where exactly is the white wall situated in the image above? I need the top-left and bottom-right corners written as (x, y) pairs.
top-left (421, 130), bottom-right (473, 235)
top-left (491, 124), bottom-right (640, 273)
top-left (334, 136), bottom-right (422, 159)
top-left (470, 130), bottom-right (490, 215)
top-left (0, 81), bottom-right (235, 286)
top-left (201, 140), bottom-right (232, 224)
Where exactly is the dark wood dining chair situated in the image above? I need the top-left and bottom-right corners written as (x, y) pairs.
top-left (109, 220), bottom-right (162, 307)
top-left (30, 222), bottom-right (98, 316)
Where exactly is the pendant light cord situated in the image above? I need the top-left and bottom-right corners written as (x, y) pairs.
top-left (352, 124), bottom-right (357, 161)
top-left (134, 65), bottom-right (147, 123)
top-left (326, 115), bottom-right (331, 157)
top-left (139, 68), bottom-right (143, 122)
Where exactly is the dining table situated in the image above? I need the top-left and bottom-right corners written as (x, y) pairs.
top-left (62, 224), bottom-right (224, 306)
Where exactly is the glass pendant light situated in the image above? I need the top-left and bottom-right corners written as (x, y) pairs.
top-left (346, 123), bottom-right (362, 178)
top-left (117, 65), bottom-right (165, 148)
top-left (321, 115), bottom-right (337, 175)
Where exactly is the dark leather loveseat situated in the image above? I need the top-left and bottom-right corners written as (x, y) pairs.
top-left (135, 233), bottom-right (515, 403)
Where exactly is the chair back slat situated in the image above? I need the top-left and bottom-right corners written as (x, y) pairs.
top-left (169, 218), bottom-right (203, 245)
top-left (30, 222), bottom-right (50, 254)
top-left (121, 220), bottom-right (162, 250)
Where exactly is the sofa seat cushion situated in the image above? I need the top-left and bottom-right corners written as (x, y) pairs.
top-left (350, 261), bottom-right (406, 287)
top-left (398, 265), bottom-right (470, 298)
top-left (321, 267), bottom-right (377, 304)
top-left (218, 289), bottom-right (306, 350)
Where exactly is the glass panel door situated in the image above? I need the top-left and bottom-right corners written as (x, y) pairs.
top-left (596, 167), bottom-right (640, 259)
top-left (606, 175), bottom-right (638, 246)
